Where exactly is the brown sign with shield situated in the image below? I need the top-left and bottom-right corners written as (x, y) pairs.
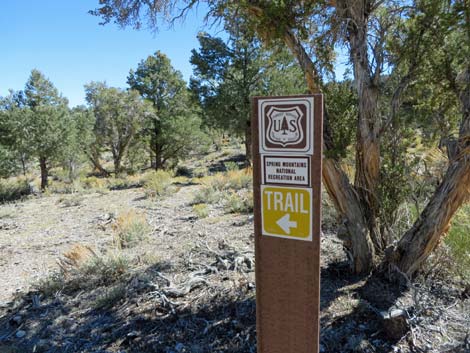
top-left (252, 94), bottom-right (323, 353)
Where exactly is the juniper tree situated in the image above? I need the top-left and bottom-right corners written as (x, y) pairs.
top-left (91, 0), bottom-right (470, 277)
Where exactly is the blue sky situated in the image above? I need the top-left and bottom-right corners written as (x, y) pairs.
top-left (0, 1), bottom-right (217, 107)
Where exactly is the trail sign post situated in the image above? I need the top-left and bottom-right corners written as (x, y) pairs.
top-left (252, 95), bottom-right (323, 353)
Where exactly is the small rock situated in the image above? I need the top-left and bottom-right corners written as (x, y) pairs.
top-left (16, 330), bottom-right (26, 338)
top-left (175, 342), bottom-right (185, 352)
top-left (35, 339), bottom-right (51, 352)
top-left (11, 315), bottom-right (22, 324)
top-left (127, 331), bottom-right (139, 338)
top-left (381, 308), bottom-right (409, 340)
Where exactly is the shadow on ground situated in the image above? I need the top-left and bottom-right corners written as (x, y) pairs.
top-left (1, 258), bottom-right (468, 353)
top-left (0, 259), bottom-right (420, 353)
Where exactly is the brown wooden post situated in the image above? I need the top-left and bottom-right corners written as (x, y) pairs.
top-left (252, 95), bottom-right (323, 353)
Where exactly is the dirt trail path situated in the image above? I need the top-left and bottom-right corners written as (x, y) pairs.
top-left (0, 184), bottom-right (202, 304)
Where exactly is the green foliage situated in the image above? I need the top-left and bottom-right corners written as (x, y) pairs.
top-left (190, 27), bottom-right (305, 160)
top-left (224, 190), bottom-right (253, 214)
top-left (191, 169), bottom-right (253, 216)
top-left (377, 130), bottom-right (416, 231)
top-left (0, 177), bottom-right (31, 203)
top-left (128, 51), bottom-right (207, 169)
top-left (113, 210), bottom-right (151, 248)
top-left (224, 161), bottom-right (239, 172)
top-left (85, 82), bottom-right (151, 175)
top-left (0, 146), bottom-right (19, 177)
top-left (143, 170), bottom-right (173, 198)
top-left (60, 106), bottom-right (96, 181)
top-left (0, 91), bottom-right (31, 177)
top-left (446, 204), bottom-right (470, 282)
top-left (0, 70), bottom-right (77, 190)
top-left (193, 203), bottom-right (209, 218)
top-left (323, 81), bottom-right (357, 159)
top-left (87, 0), bottom-right (470, 277)
top-left (38, 251), bottom-right (131, 296)
top-left (23, 70), bottom-right (72, 161)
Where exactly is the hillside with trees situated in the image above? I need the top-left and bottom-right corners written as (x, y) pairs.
top-left (88, 0), bottom-right (470, 276)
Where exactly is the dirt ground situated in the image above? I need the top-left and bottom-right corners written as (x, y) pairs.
top-left (0, 164), bottom-right (469, 352)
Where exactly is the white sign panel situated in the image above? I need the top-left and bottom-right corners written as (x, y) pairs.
top-left (263, 156), bottom-right (310, 186)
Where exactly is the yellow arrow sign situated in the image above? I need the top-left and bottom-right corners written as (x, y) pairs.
top-left (261, 185), bottom-right (312, 241)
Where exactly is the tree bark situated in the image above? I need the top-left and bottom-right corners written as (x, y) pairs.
top-left (283, 28), bottom-right (376, 273)
top-left (391, 157), bottom-right (470, 276)
top-left (391, 68), bottom-right (470, 276)
top-left (39, 156), bottom-right (48, 191)
top-left (340, 0), bottom-right (384, 253)
top-left (113, 154), bottom-right (122, 177)
top-left (245, 118), bottom-right (252, 164)
top-left (68, 160), bottom-right (77, 181)
top-left (154, 143), bottom-right (164, 170)
top-left (323, 158), bottom-right (376, 272)
top-left (90, 157), bottom-right (110, 177)
top-left (151, 116), bottom-right (165, 170)
top-left (245, 0), bottom-right (470, 276)
top-left (20, 153), bottom-right (27, 176)
top-left (88, 149), bottom-right (110, 177)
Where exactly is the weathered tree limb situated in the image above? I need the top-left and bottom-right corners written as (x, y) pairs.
top-left (337, 0), bottom-right (384, 253)
top-left (391, 68), bottom-right (470, 276)
top-left (283, 26), bottom-right (376, 272)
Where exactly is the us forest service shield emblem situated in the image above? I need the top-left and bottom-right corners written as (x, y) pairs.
top-left (266, 106), bottom-right (303, 147)
top-left (258, 96), bottom-right (314, 154)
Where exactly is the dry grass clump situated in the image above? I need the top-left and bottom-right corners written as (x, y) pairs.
top-left (57, 244), bottom-right (97, 273)
top-left (81, 176), bottom-right (108, 190)
top-left (143, 170), bottom-right (173, 198)
top-left (193, 203), bottom-right (209, 218)
top-left (37, 244), bottom-right (131, 296)
top-left (93, 284), bottom-right (127, 309)
top-left (191, 169), bottom-right (253, 207)
top-left (0, 177), bottom-right (31, 203)
top-left (113, 209), bottom-right (151, 248)
top-left (191, 181), bottom-right (225, 205)
top-left (79, 174), bottom-right (146, 193)
top-left (224, 190), bottom-right (253, 214)
top-left (56, 194), bottom-right (83, 207)
top-left (108, 175), bottom-right (145, 190)
top-left (192, 166), bottom-right (208, 178)
top-left (46, 179), bottom-right (85, 194)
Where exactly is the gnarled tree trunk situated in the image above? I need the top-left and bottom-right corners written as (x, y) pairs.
top-left (88, 149), bottom-right (110, 177)
top-left (246, 0), bottom-right (470, 277)
top-left (391, 68), bottom-right (470, 276)
top-left (39, 156), bottom-right (48, 191)
top-left (283, 28), bottom-right (376, 273)
top-left (245, 118), bottom-right (252, 164)
top-left (340, 0), bottom-right (385, 255)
